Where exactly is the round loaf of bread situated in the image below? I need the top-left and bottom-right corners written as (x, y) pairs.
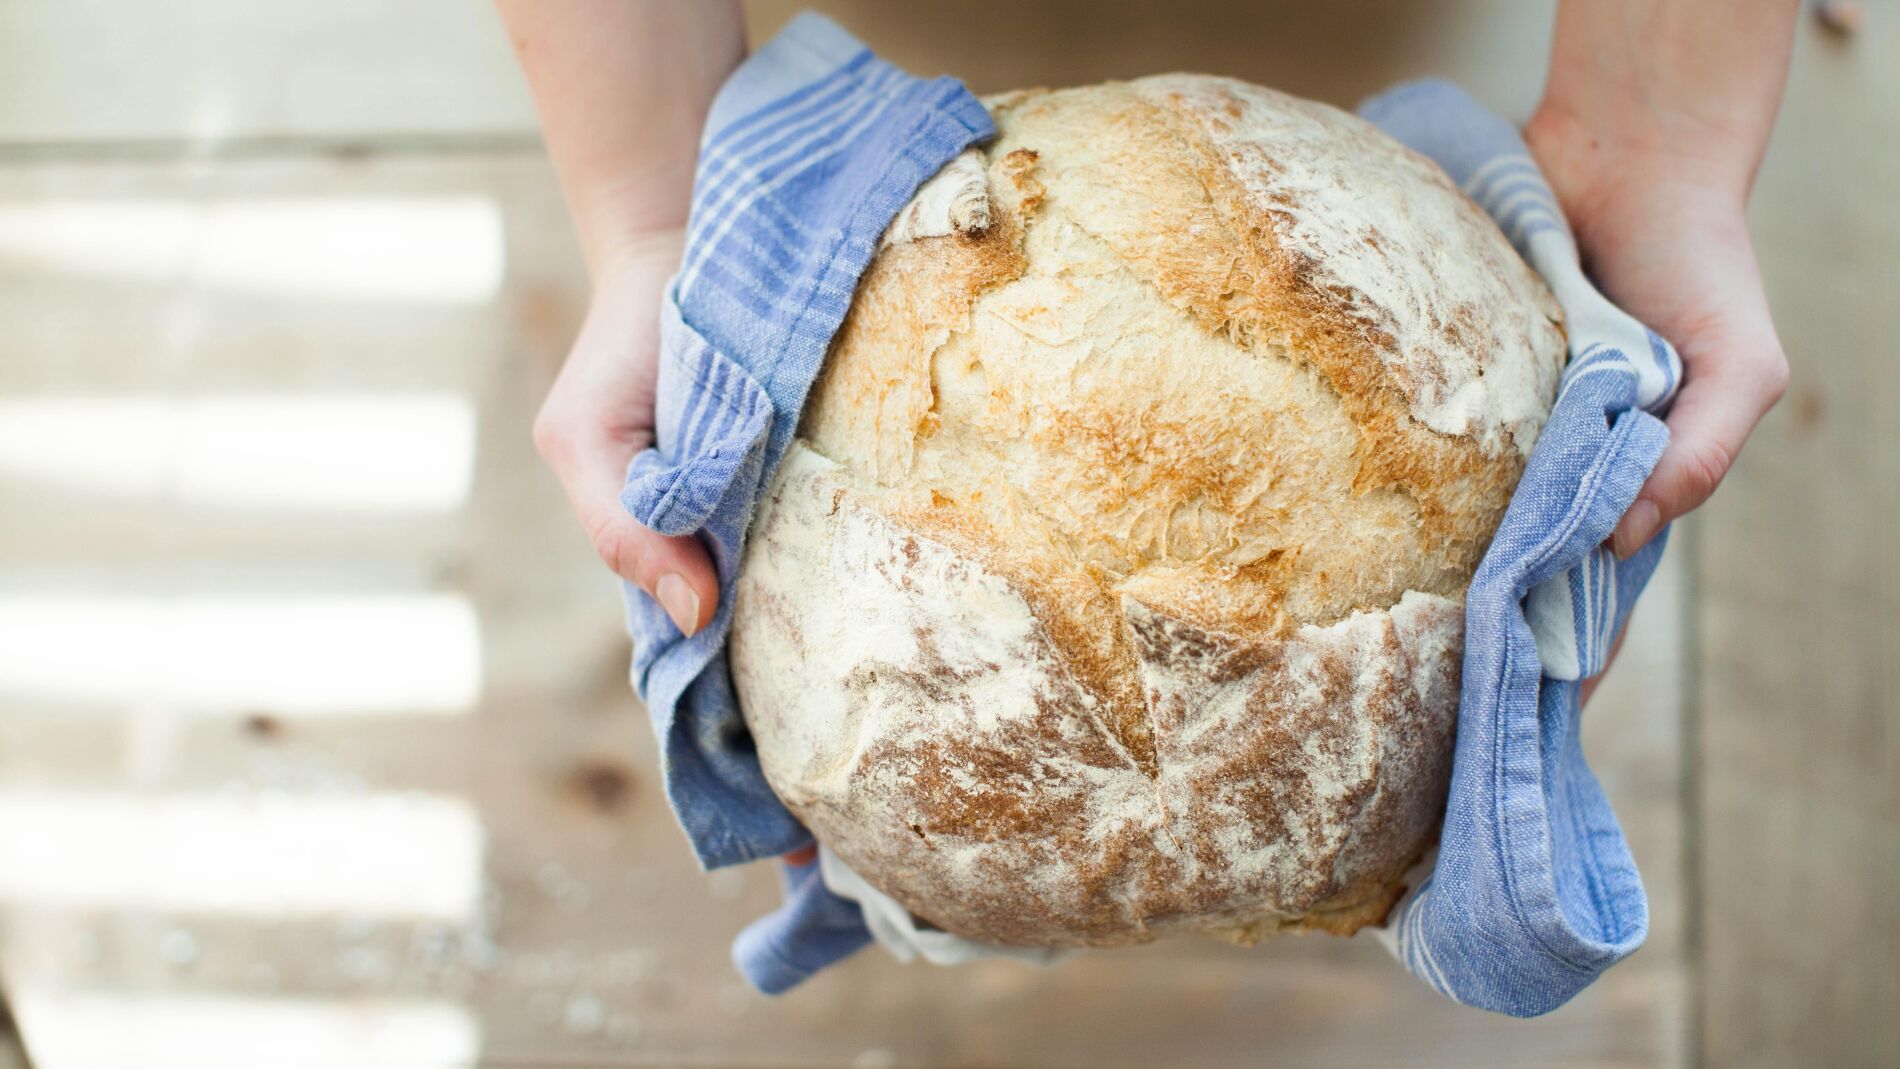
top-left (730, 75), bottom-right (1565, 948)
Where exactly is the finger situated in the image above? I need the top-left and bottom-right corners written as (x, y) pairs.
top-left (536, 418), bottom-right (719, 636)
top-left (1610, 343), bottom-right (1787, 558)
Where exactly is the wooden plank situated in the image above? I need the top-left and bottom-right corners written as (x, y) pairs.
top-left (1694, 13), bottom-right (1900, 1069)
top-left (0, 1), bottom-right (1706, 1064)
top-left (0, 144), bottom-right (1687, 1068)
top-left (747, 0), bottom-right (1556, 117)
top-left (0, 0), bottom-right (535, 147)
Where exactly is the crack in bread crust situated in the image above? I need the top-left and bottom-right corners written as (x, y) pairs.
top-left (733, 76), bottom-right (1560, 949)
top-left (732, 449), bottom-right (1461, 946)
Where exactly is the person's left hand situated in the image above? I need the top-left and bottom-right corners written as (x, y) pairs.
top-left (1525, 106), bottom-right (1789, 701)
top-left (1528, 109), bottom-right (1790, 559)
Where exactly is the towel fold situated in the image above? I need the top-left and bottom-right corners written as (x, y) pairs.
top-left (620, 14), bottom-right (1678, 1016)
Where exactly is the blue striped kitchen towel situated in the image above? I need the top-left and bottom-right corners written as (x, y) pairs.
top-left (620, 10), bottom-right (1679, 1013)
top-left (616, 12), bottom-right (993, 992)
top-left (1359, 78), bottom-right (1679, 1016)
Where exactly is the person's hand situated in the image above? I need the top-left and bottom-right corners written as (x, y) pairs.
top-left (531, 228), bottom-right (719, 637)
top-left (1526, 107), bottom-right (1790, 561)
top-left (1527, 107), bottom-right (1788, 702)
top-left (1523, 0), bottom-right (1797, 701)
top-left (499, 0), bottom-right (741, 637)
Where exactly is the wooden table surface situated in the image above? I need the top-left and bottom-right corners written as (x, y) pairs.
top-left (0, 2), bottom-right (1888, 1066)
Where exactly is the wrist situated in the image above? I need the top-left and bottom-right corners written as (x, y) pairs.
top-left (1534, 0), bottom-right (1796, 207)
top-left (590, 225), bottom-right (687, 296)
top-left (572, 166), bottom-right (692, 276)
top-left (1525, 100), bottom-right (1752, 223)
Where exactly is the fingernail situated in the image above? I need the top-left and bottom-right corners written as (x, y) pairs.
top-left (1610, 499), bottom-right (1661, 560)
top-left (656, 572), bottom-right (701, 637)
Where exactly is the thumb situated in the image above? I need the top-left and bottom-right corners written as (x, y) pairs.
top-left (537, 420), bottom-right (719, 636)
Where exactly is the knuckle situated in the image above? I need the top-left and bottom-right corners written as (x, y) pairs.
top-left (530, 407), bottom-right (570, 466)
top-left (1675, 435), bottom-right (1735, 503)
top-left (1758, 351), bottom-right (1791, 405)
top-left (584, 514), bottom-right (648, 581)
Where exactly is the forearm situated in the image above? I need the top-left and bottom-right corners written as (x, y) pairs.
top-left (1535, 0), bottom-right (1798, 205)
top-left (496, 0), bottom-right (744, 278)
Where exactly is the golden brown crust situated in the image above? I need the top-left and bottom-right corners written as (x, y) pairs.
top-left (733, 449), bottom-right (1462, 947)
top-left (735, 76), bottom-right (1563, 948)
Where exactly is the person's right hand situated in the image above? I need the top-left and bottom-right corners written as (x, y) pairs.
top-left (531, 228), bottom-right (719, 637)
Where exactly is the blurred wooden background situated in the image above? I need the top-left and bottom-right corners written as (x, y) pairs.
top-left (0, 2), bottom-right (1891, 1066)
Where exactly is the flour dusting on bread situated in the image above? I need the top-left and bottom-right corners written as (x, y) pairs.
top-left (733, 445), bottom-right (1462, 946)
top-left (731, 75), bottom-right (1563, 948)
top-left (1136, 75), bottom-right (1562, 455)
